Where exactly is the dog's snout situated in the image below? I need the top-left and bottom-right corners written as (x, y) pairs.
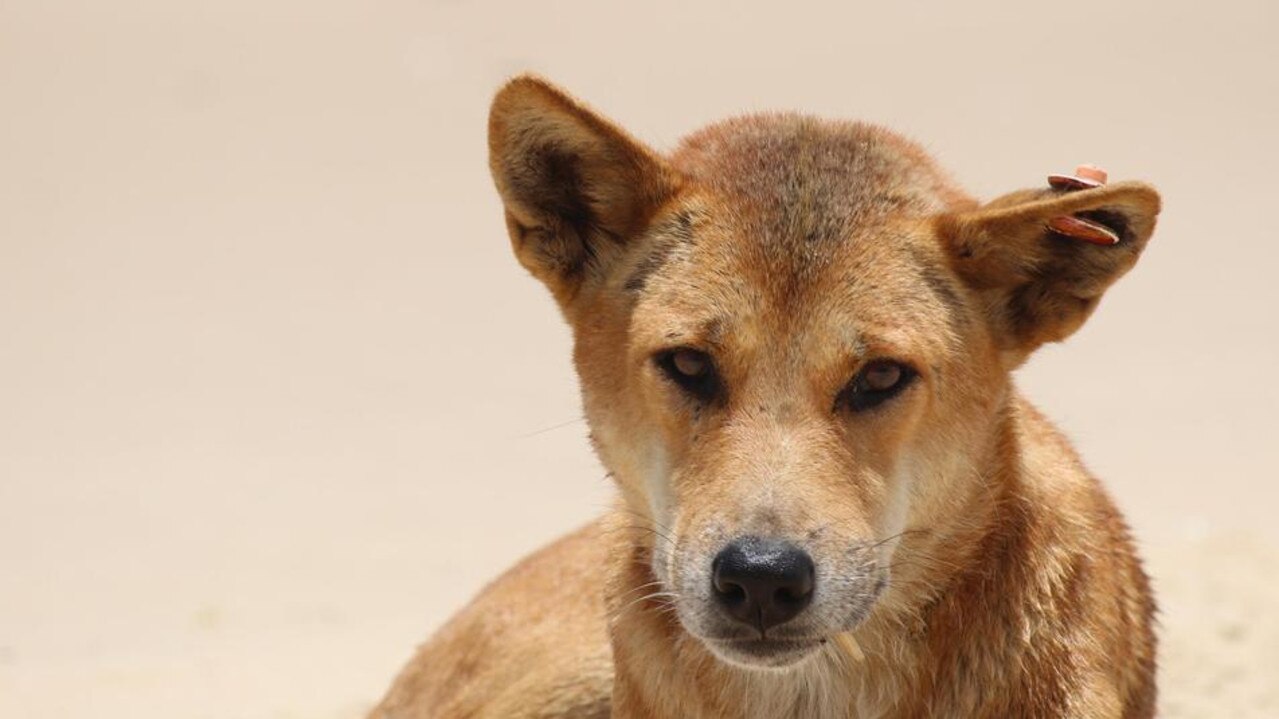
top-left (711, 537), bottom-right (815, 632)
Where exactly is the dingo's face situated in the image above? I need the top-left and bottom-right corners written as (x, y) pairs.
top-left (605, 184), bottom-right (983, 669)
top-left (488, 78), bottom-right (1159, 670)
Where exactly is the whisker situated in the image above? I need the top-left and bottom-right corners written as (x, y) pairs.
top-left (514, 416), bottom-right (585, 439)
top-left (608, 590), bottom-right (683, 623)
top-left (596, 523), bottom-right (678, 546)
top-left (868, 527), bottom-right (931, 550)
top-left (613, 579), bottom-right (667, 602)
top-left (587, 501), bottom-right (678, 537)
top-left (613, 505), bottom-right (678, 537)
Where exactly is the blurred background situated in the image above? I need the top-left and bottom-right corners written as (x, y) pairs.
top-left (2, 1), bottom-right (1276, 717)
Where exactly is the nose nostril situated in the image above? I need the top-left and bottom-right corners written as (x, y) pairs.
top-left (774, 585), bottom-right (811, 606)
top-left (716, 582), bottom-right (747, 606)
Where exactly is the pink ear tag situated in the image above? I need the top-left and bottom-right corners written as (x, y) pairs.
top-left (1048, 164), bottom-right (1108, 191)
top-left (1046, 164), bottom-right (1120, 245)
top-left (1046, 215), bottom-right (1120, 245)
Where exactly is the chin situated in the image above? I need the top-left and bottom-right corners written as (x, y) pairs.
top-left (703, 637), bottom-right (825, 670)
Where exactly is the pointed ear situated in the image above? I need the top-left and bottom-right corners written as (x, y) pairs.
top-left (938, 181), bottom-right (1161, 361)
top-left (488, 76), bottom-right (679, 305)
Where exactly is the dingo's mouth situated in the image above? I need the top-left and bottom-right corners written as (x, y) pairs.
top-left (703, 636), bottom-right (824, 669)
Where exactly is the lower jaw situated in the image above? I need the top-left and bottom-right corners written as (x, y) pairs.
top-left (704, 637), bottom-right (825, 670)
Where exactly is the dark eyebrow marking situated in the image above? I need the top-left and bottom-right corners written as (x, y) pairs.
top-left (661, 316), bottom-right (729, 349)
top-left (623, 210), bottom-right (695, 293)
top-left (702, 316), bottom-right (727, 347)
top-left (905, 245), bottom-right (968, 324)
top-left (623, 238), bottom-right (679, 293)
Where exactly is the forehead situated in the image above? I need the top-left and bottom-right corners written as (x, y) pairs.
top-left (629, 115), bottom-right (971, 357)
top-left (672, 113), bottom-right (966, 232)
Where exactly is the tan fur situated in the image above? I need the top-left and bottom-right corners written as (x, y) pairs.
top-left (371, 76), bottom-right (1159, 718)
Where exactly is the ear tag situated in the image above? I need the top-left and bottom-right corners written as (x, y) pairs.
top-left (1046, 164), bottom-right (1121, 245)
top-left (1046, 215), bottom-right (1121, 245)
top-left (1048, 163), bottom-right (1108, 191)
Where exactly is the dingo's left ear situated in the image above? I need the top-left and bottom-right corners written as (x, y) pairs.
top-left (939, 181), bottom-right (1161, 362)
top-left (488, 76), bottom-right (678, 305)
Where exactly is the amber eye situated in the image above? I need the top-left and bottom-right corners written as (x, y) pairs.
top-left (656, 348), bottom-right (720, 402)
top-left (840, 360), bottom-right (917, 413)
top-left (862, 362), bottom-right (903, 392)
top-left (672, 350), bottom-right (708, 378)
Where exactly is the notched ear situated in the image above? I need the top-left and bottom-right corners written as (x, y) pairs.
top-left (488, 75), bottom-right (679, 303)
top-left (938, 181), bottom-right (1161, 358)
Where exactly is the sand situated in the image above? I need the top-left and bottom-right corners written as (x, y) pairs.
top-left (1152, 537), bottom-right (1279, 717)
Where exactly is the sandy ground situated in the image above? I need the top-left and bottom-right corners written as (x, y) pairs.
top-left (1153, 537), bottom-right (1279, 717)
top-left (2, 1), bottom-right (1277, 717)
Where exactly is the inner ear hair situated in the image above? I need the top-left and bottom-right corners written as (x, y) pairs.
top-left (938, 181), bottom-right (1161, 355)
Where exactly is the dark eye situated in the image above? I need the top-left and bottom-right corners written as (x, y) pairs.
top-left (655, 348), bottom-right (721, 402)
top-left (840, 360), bottom-right (917, 412)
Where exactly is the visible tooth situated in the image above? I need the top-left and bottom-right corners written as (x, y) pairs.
top-left (1047, 215), bottom-right (1121, 245)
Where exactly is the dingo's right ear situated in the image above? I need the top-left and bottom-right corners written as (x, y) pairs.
top-left (939, 180), bottom-right (1161, 365)
top-left (488, 76), bottom-right (678, 306)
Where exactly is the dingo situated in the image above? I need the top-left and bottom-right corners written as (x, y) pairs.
top-left (372, 76), bottom-right (1160, 718)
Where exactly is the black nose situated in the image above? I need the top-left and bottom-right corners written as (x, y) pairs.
top-left (711, 536), bottom-right (815, 632)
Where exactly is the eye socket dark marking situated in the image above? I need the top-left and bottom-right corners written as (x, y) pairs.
top-left (837, 360), bottom-right (918, 413)
top-left (655, 348), bottom-right (721, 403)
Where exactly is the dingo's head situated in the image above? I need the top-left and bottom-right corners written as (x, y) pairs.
top-left (488, 77), bottom-right (1159, 669)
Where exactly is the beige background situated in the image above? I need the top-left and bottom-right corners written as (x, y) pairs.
top-left (2, 1), bottom-right (1277, 717)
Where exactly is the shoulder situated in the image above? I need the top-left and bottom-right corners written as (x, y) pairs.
top-left (369, 519), bottom-right (613, 718)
